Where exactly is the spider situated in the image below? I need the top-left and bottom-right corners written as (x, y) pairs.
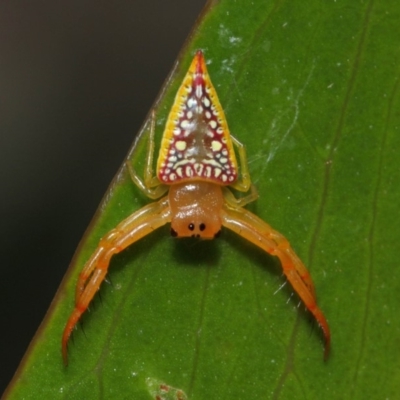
top-left (62, 50), bottom-right (330, 364)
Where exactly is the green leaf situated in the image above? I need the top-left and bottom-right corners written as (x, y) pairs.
top-left (5, 0), bottom-right (400, 399)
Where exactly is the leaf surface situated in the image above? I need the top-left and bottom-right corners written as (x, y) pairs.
top-left (5, 0), bottom-right (400, 399)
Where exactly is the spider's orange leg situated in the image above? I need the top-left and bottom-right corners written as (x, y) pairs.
top-left (221, 204), bottom-right (330, 358)
top-left (62, 196), bottom-right (171, 365)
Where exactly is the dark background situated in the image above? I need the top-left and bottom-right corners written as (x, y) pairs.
top-left (0, 0), bottom-right (205, 393)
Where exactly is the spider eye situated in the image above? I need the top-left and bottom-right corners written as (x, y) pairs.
top-left (170, 228), bottom-right (178, 237)
top-left (188, 223), bottom-right (195, 231)
top-left (199, 223), bottom-right (206, 231)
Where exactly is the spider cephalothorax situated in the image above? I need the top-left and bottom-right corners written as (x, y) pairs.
top-left (169, 182), bottom-right (223, 239)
